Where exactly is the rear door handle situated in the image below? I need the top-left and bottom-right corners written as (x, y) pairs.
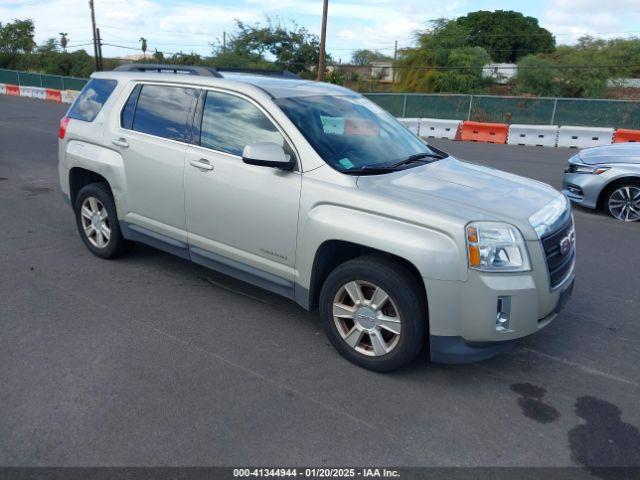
top-left (112, 138), bottom-right (129, 148)
top-left (190, 159), bottom-right (214, 171)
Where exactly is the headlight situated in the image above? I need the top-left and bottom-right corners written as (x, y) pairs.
top-left (529, 194), bottom-right (569, 238)
top-left (566, 163), bottom-right (610, 174)
top-left (466, 222), bottom-right (530, 272)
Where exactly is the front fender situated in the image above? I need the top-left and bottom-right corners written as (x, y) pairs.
top-left (295, 203), bottom-right (467, 290)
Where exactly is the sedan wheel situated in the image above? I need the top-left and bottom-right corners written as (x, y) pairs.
top-left (332, 280), bottom-right (401, 357)
top-left (80, 196), bottom-right (111, 248)
top-left (608, 186), bottom-right (640, 222)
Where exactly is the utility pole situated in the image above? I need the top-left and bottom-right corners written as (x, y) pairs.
top-left (96, 27), bottom-right (103, 70)
top-left (393, 40), bottom-right (398, 83)
top-left (89, 0), bottom-right (100, 71)
top-left (223, 31), bottom-right (226, 53)
top-left (317, 0), bottom-right (328, 81)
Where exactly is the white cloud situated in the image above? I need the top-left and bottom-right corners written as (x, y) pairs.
top-left (1, 0), bottom-right (637, 61)
top-left (540, 0), bottom-right (640, 44)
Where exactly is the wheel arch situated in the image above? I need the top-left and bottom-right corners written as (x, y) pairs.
top-left (306, 239), bottom-right (427, 312)
top-left (69, 167), bottom-right (112, 205)
top-left (596, 175), bottom-right (640, 209)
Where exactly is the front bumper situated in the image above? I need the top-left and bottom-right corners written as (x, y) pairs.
top-left (562, 171), bottom-right (609, 210)
top-left (424, 238), bottom-right (575, 364)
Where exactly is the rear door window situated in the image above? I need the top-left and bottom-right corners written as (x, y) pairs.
top-left (131, 84), bottom-right (198, 142)
top-left (67, 78), bottom-right (117, 122)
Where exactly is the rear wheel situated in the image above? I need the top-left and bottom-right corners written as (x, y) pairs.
top-left (319, 256), bottom-right (427, 372)
top-left (607, 185), bottom-right (640, 222)
top-left (74, 183), bottom-right (133, 258)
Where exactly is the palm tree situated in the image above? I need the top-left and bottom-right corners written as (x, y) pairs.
top-left (139, 37), bottom-right (147, 58)
top-left (59, 32), bottom-right (68, 52)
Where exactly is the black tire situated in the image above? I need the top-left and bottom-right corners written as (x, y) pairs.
top-left (74, 182), bottom-right (133, 259)
top-left (319, 256), bottom-right (427, 372)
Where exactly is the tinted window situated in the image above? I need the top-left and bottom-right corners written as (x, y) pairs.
top-left (67, 79), bottom-right (117, 122)
top-left (120, 84), bottom-right (141, 129)
top-left (132, 85), bottom-right (197, 142)
top-left (200, 91), bottom-right (284, 156)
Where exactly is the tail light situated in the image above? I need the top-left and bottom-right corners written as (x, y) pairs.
top-left (59, 117), bottom-right (70, 139)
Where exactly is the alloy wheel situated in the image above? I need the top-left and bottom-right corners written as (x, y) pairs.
top-left (332, 280), bottom-right (401, 357)
top-left (80, 196), bottom-right (111, 248)
top-left (608, 186), bottom-right (640, 222)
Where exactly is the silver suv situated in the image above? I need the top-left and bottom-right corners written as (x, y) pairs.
top-left (58, 65), bottom-right (576, 371)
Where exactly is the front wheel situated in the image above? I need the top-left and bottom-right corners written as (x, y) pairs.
top-left (607, 185), bottom-right (640, 222)
top-left (319, 256), bottom-right (427, 372)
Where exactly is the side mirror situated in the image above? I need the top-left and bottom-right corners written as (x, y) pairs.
top-left (242, 142), bottom-right (294, 170)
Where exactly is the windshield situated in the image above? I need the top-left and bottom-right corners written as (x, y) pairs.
top-left (275, 94), bottom-right (446, 173)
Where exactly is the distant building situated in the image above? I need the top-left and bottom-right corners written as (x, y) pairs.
top-left (370, 61), bottom-right (395, 83)
top-left (607, 78), bottom-right (640, 88)
top-left (482, 63), bottom-right (517, 84)
top-left (120, 53), bottom-right (148, 61)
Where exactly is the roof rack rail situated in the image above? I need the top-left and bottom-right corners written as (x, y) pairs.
top-left (114, 63), bottom-right (222, 77)
top-left (216, 68), bottom-right (301, 79)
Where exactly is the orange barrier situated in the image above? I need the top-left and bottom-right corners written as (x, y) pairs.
top-left (460, 121), bottom-right (509, 144)
top-left (45, 89), bottom-right (62, 102)
top-left (613, 129), bottom-right (640, 143)
top-left (6, 84), bottom-right (20, 96)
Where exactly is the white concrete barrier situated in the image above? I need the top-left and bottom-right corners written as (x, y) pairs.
top-left (507, 124), bottom-right (559, 147)
top-left (557, 126), bottom-right (615, 149)
top-left (61, 89), bottom-right (79, 104)
top-left (419, 118), bottom-right (462, 140)
top-left (19, 86), bottom-right (33, 98)
top-left (0, 83), bottom-right (5, 95)
top-left (31, 87), bottom-right (46, 100)
top-left (398, 118), bottom-right (420, 135)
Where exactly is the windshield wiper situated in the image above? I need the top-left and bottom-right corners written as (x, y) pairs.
top-left (341, 151), bottom-right (447, 175)
top-left (389, 152), bottom-right (446, 168)
top-left (342, 165), bottom-right (398, 175)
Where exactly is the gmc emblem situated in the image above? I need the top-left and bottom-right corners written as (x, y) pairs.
top-left (559, 230), bottom-right (575, 255)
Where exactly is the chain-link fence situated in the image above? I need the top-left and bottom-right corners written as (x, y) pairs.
top-left (0, 68), bottom-right (87, 91)
top-left (364, 93), bottom-right (640, 130)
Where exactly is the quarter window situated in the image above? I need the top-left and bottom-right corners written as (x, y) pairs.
top-left (200, 91), bottom-right (284, 156)
top-left (67, 78), bottom-right (117, 122)
top-left (132, 85), bottom-right (197, 142)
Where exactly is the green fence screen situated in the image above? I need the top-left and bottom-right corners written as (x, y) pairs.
top-left (364, 93), bottom-right (640, 129)
top-left (2, 68), bottom-right (639, 129)
top-left (0, 68), bottom-right (88, 91)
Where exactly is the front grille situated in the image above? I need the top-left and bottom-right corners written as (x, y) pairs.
top-left (541, 217), bottom-right (575, 289)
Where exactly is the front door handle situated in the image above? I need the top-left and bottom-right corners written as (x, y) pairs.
top-left (112, 138), bottom-right (129, 148)
top-left (190, 159), bottom-right (214, 171)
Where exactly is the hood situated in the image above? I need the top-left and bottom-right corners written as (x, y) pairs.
top-left (579, 143), bottom-right (640, 165)
top-left (356, 157), bottom-right (563, 237)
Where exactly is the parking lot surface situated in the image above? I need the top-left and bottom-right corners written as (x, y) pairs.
top-left (1, 95), bottom-right (639, 468)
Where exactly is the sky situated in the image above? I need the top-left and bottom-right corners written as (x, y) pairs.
top-left (1, 0), bottom-right (639, 61)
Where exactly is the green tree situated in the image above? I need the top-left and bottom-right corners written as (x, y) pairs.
top-left (396, 19), bottom-right (491, 93)
top-left (455, 10), bottom-right (555, 62)
top-left (433, 46), bottom-right (491, 92)
top-left (139, 37), bottom-right (147, 58)
top-left (59, 32), bottom-right (68, 52)
top-left (0, 18), bottom-right (36, 54)
top-left (212, 18), bottom-right (326, 74)
top-left (350, 49), bottom-right (391, 65)
top-left (516, 55), bottom-right (561, 96)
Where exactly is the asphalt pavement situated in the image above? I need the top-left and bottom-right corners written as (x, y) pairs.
top-left (1, 94), bottom-right (639, 468)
